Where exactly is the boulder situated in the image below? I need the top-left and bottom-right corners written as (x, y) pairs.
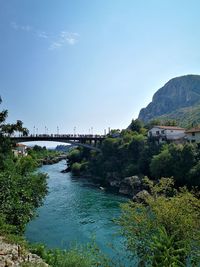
top-left (119, 176), bottom-right (141, 196)
top-left (61, 166), bottom-right (71, 173)
top-left (109, 180), bottom-right (120, 188)
top-left (132, 190), bottom-right (150, 203)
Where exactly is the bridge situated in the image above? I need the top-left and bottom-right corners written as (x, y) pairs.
top-left (10, 134), bottom-right (106, 152)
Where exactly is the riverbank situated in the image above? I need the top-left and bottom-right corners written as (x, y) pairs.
top-left (63, 163), bottom-right (147, 199)
top-left (28, 145), bottom-right (67, 166)
top-left (39, 154), bottom-right (67, 165)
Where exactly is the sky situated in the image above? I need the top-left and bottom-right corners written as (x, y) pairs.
top-left (1, 0), bottom-right (200, 136)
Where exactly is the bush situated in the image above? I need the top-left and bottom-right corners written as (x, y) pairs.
top-left (71, 162), bottom-right (82, 176)
top-left (0, 157), bottom-right (48, 233)
top-left (118, 178), bottom-right (200, 266)
top-left (30, 242), bottom-right (118, 267)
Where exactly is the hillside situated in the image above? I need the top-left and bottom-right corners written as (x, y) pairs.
top-left (138, 75), bottom-right (200, 126)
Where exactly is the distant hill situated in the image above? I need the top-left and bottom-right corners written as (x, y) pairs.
top-left (138, 75), bottom-right (200, 127)
top-left (55, 145), bottom-right (72, 152)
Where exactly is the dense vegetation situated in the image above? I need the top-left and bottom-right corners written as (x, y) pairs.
top-left (29, 241), bottom-right (123, 267)
top-left (119, 177), bottom-right (200, 266)
top-left (67, 119), bottom-right (200, 189)
top-left (28, 145), bottom-right (61, 163)
top-left (0, 98), bottom-right (48, 233)
top-left (157, 105), bottom-right (200, 129)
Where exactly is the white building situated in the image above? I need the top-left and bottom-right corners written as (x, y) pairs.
top-left (185, 128), bottom-right (200, 143)
top-left (13, 143), bottom-right (28, 156)
top-left (148, 126), bottom-right (186, 144)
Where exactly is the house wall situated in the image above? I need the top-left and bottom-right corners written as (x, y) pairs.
top-left (165, 129), bottom-right (185, 140)
top-left (186, 132), bottom-right (200, 142)
top-left (148, 127), bottom-right (165, 137)
top-left (148, 127), bottom-right (186, 145)
top-left (148, 128), bottom-right (185, 139)
top-left (14, 145), bottom-right (28, 156)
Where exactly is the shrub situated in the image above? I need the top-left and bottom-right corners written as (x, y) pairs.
top-left (30, 242), bottom-right (118, 267)
top-left (71, 162), bottom-right (82, 176)
top-left (118, 178), bottom-right (200, 266)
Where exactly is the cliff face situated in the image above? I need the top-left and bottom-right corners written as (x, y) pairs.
top-left (138, 75), bottom-right (200, 124)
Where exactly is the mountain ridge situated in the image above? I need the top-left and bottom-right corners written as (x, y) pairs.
top-left (138, 74), bottom-right (200, 126)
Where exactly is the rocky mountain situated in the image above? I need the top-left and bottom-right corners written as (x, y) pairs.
top-left (138, 75), bottom-right (200, 126)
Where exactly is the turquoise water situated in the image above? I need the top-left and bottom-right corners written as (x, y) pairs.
top-left (25, 160), bottom-right (129, 260)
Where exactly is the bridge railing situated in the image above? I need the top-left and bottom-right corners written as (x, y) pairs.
top-left (10, 134), bottom-right (106, 139)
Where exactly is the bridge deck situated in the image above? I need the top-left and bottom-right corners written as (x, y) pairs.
top-left (11, 135), bottom-right (105, 142)
top-left (10, 135), bottom-right (106, 151)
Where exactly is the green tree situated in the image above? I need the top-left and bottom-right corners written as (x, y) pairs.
top-left (150, 144), bottom-right (197, 186)
top-left (188, 161), bottom-right (200, 186)
top-left (0, 97), bottom-right (28, 169)
top-left (150, 146), bottom-right (173, 178)
top-left (0, 156), bottom-right (47, 233)
top-left (118, 178), bottom-right (200, 266)
top-left (0, 98), bottom-right (48, 233)
top-left (67, 148), bottom-right (82, 163)
top-left (128, 119), bottom-right (143, 133)
top-left (0, 97), bottom-right (28, 136)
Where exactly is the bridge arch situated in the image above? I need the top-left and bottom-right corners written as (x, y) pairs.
top-left (10, 136), bottom-right (104, 152)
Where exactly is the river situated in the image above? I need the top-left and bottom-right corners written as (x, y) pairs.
top-left (25, 160), bottom-right (129, 261)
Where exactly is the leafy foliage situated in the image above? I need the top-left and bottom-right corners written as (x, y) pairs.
top-left (118, 178), bottom-right (200, 266)
top-left (67, 123), bottom-right (200, 190)
top-left (0, 99), bottom-right (48, 233)
top-left (67, 127), bottom-right (157, 183)
top-left (0, 157), bottom-right (48, 233)
top-left (28, 145), bottom-right (61, 163)
top-left (150, 143), bottom-right (198, 187)
top-left (0, 97), bottom-right (28, 136)
top-left (30, 242), bottom-right (125, 267)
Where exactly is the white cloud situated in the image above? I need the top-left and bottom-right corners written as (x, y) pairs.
top-left (49, 31), bottom-right (79, 50)
top-left (64, 32), bottom-right (79, 45)
top-left (10, 22), bottom-right (79, 50)
top-left (10, 22), bottom-right (19, 30)
top-left (49, 42), bottom-right (63, 50)
top-left (20, 25), bottom-right (32, 32)
top-left (37, 31), bottom-right (49, 39)
top-left (11, 22), bottom-right (32, 32)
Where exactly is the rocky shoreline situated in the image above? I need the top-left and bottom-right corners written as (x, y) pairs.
top-left (39, 154), bottom-right (67, 166)
top-left (0, 236), bottom-right (48, 267)
top-left (105, 175), bottom-right (149, 201)
top-left (62, 166), bottom-right (149, 201)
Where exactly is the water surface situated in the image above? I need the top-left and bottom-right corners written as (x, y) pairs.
top-left (25, 160), bottom-right (128, 258)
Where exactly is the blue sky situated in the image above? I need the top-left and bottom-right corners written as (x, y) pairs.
top-left (1, 0), bottom-right (200, 135)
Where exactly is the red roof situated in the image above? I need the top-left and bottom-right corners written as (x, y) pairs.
top-left (16, 143), bottom-right (27, 147)
top-left (153, 125), bottom-right (185, 130)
